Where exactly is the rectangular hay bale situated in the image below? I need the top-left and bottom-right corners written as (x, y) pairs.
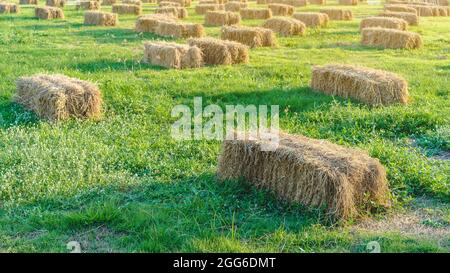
top-left (195, 4), bottom-right (225, 14)
top-left (19, 0), bottom-right (38, 5)
top-left (101, 0), bottom-right (118, 5)
top-left (204, 10), bottom-right (240, 26)
top-left (384, 4), bottom-right (418, 14)
top-left (112, 4), bottom-right (142, 15)
top-left (293, 12), bottom-right (329, 27)
top-left (135, 13), bottom-right (177, 32)
top-left (240, 8), bottom-right (272, 19)
top-left (338, 0), bottom-right (357, 5)
top-left (84, 11), bottom-right (118, 26)
top-left (155, 21), bottom-right (205, 38)
top-left (361, 27), bottom-right (423, 49)
top-left (0, 3), bottom-right (20, 13)
top-left (143, 41), bottom-right (203, 69)
top-left (378, 11), bottom-right (419, 26)
top-left (188, 37), bottom-right (249, 65)
top-left (224, 1), bottom-right (247, 12)
top-left (268, 3), bottom-right (294, 16)
top-left (46, 0), bottom-right (66, 7)
top-left (35, 6), bottom-right (64, 19)
top-left (221, 25), bottom-right (276, 48)
top-left (320, 8), bottom-right (353, 20)
top-left (262, 17), bottom-right (306, 36)
top-left (76, 1), bottom-right (100, 10)
top-left (360, 17), bottom-right (408, 30)
top-left (155, 6), bottom-right (188, 19)
top-left (268, 0), bottom-right (306, 7)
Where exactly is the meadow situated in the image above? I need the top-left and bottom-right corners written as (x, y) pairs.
top-left (0, 1), bottom-right (449, 252)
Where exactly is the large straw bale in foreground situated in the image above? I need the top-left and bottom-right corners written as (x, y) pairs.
top-left (240, 8), bottom-right (272, 19)
top-left (205, 10), bottom-right (240, 26)
top-left (221, 25), bottom-right (276, 48)
top-left (224, 2), bottom-right (247, 12)
top-left (361, 27), bottom-right (422, 49)
top-left (156, 6), bottom-right (188, 18)
top-left (155, 21), bottom-right (205, 38)
top-left (268, 3), bottom-right (294, 16)
top-left (360, 17), bottom-right (407, 30)
top-left (143, 42), bottom-right (203, 69)
top-left (112, 4), bottom-right (142, 15)
top-left (35, 6), bottom-right (64, 19)
top-left (384, 4), bottom-right (417, 14)
top-left (188, 37), bottom-right (249, 65)
top-left (195, 3), bottom-right (224, 14)
top-left (135, 14), bottom-right (177, 32)
top-left (338, 0), bottom-right (357, 5)
top-left (293, 12), bottom-right (329, 27)
top-left (0, 3), bottom-right (20, 13)
top-left (262, 17), bottom-right (306, 36)
top-left (378, 11), bottom-right (419, 26)
top-left (217, 133), bottom-right (390, 220)
top-left (84, 11), bottom-right (118, 26)
top-left (19, 0), bottom-right (38, 4)
top-left (14, 74), bottom-right (102, 121)
top-left (310, 64), bottom-right (409, 106)
top-left (320, 8), bottom-right (353, 20)
top-left (46, 0), bottom-right (66, 7)
top-left (76, 1), bottom-right (100, 10)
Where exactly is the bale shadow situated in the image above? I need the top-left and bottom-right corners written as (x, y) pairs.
top-left (318, 42), bottom-right (384, 52)
top-left (74, 28), bottom-right (172, 44)
top-left (0, 98), bottom-right (39, 129)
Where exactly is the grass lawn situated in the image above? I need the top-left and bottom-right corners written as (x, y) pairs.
top-left (0, 1), bottom-right (449, 252)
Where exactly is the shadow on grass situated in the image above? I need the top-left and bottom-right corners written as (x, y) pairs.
top-left (73, 28), bottom-right (173, 44)
top-left (0, 98), bottom-right (39, 129)
top-left (318, 42), bottom-right (384, 52)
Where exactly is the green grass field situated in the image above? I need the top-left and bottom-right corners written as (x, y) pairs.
top-left (0, 1), bottom-right (449, 252)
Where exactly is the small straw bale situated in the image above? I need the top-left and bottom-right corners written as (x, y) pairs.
top-left (309, 0), bottom-right (325, 4)
top-left (143, 41), bottom-right (203, 69)
top-left (268, 3), bottom-right (294, 16)
top-left (262, 17), bottom-right (306, 36)
top-left (35, 6), bottom-right (64, 19)
top-left (195, 4), bottom-right (225, 14)
top-left (101, 0), bottom-right (118, 5)
top-left (378, 11), bottom-right (419, 26)
top-left (112, 4), bottom-right (142, 15)
top-left (158, 0), bottom-right (191, 6)
top-left (311, 64), bottom-right (409, 106)
top-left (240, 8), bottom-right (272, 19)
top-left (407, 4), bottom-right (434, 16)
top-left (221, 25), bottom-right (276, 48)
top-left (224, 1), bottom-right (247, 12)
top-left (76, 1), bottom-right (100, 10)
top-left (338, 0), bottom-right (357, 5)
top-left (156, 6), bottom-right (188, 18)
top-left (293, 12), bottom-right (329, 27)
top-left (19, 0), bottom-right (38, 4)
top-left (361, 27), bottom-right (422, 49)
top-left (320, 8), bottom-right (353, 20)
top-left (155, 21), bottom-right (205, 38)
top-left (204, 10), bottom-right (241, 26)
top-left (123, 0), bottom-right (142, 5)
top-left (269, 0), bottom-right (306, 7)
top-left (217, 132), bottom-right (390, 220)
top-left (0, 3), bottom-right (20, 13)
top-left (46, 0), bottom-right (66, 7)
top-left (200, 0), bottom-right (228, 3)
top-left (14, 74), bottom-right (102, 122)
top-left (135, 14), bottom-right (176, 32)
top-left (159, 1), bottom-right (182, 6)
top-left (360, 17), bottom-right (407, 30)
top-left (188, 37), bottom-right (249, 65)
top-left (84, 11), bottom-right (118, 26)
top-left (384, 4), bottom-right (417, 14)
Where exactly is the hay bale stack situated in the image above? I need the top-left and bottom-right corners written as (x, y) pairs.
top-left (384, 5), bottom-right (417, 14)
top-left (101, 0), bottom-right (117, 5)
top-left (156, 6), bottom-right (188, 19)
top-left (195, 4), bottom-right (225, 14)
top-left (224, 1), bottom-right (247, 12)
top-left (361, 27), bottom-right (422, 49)
top-left (378, 11), bottom-right (419, 26)
top-left (46, 0), bottom-right (65, 7)
top-left (221, 25), bottom-right (276, 48)
top-left (188, 37), bottom-right (249, 65)
top-left (338, 0), bottom-right (357, 5)
top-left (35, 6), bottom-right (64, 19)
top-left (293, 12), bottom-right (329, 27)
top-left (112, 4), bottom-right (142, 15)
top-left (320, 8), bottom-right (353, 20)
top-left (155, 21), bottom-right (205, 38)
top-left (268, 4), bottom-right (294, 16)
top-left (310, 64), bottom-right (409, 106)
top-left (269, 0), bottom-right (306, 7)
top-left (143, 42), bottom-right (203, 69)
top-left (240, 8), bottom-right (272, 19)
top-left (205, 10), bottom-right (240, 26)
top-left (123, 0), bottom-right (142, 5)
top-left (200, 0), bottom-right (228, 3)
top-left (262, 17), bottom-right (305, 36)
top-left (0, 3), bottom-right (20, 13)
top-left (84, 11), bottom-right (118, 26)
top-left (14, 74), bottom-right (102, 122)
top-left (19, 0), bottom-right (38, 4)
top-left (162, 0), bottom-right (191, 6)
top-left (408, 4), bottom-right (445, 16)
top-left (360, 17), bottom-right (407, 31)
top-left (159, 1), bottom-right (182, 6)
top-left (217, 133), bottom-right (390, 220)
top-left (135, 14), bottom-right (176, 32)
top-left (309, 0), bottom-right (325, 4)
top-left (76, 1), bottom-right (100, 10)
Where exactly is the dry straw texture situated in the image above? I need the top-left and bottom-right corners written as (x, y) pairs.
top-left (159, 0), bottom-right (191, 6)
top-left (159, 1), bottom-right (182, 6)
top-left (76, 1), bottom-right (100, 11)
top-left (360, 17), bottom-right (408, 31)
top-left (143, 41), bottom-right (203, 69)
top-left (221, 25), bottom-right (276, 48)
top-left (320, 8), bottom-right (353, 20)
top-left (46, 0), bottom-right (65, 7)
top-left (19, 0), bottom-right (38, 4)
top-left (35, 6), bottom-right (64, 19)
top-left (135, 14), bottom-right (176, 32)
top-left (293, 12), bottom-right (329, 27)
top-left (309, 0), bottom-right (325, 4)
top-left (112, 4), bottom-right (142, 15)
top-left (338, 0), bottom-right (357, 5)
top-left (268, 4), bottom-right (294, 16)
top-left (262, 17), bottom-right (306, 36)
top-left (195, 4), bottom-right (225, 14)
top-left (268, 0), bottom-right (306, 7)
top-left (378, 11), bottom-right (419, 26)
top-left (155, 21), bottom-right (205, 38)
top-left (188, 37), bottom-right (249, 65)
top-left (310, 64), bottom-right (409, 106)
top-left (101, 0), bottom-right (117, 5)
top-left (155, 6), bottom-right (188, 19)
top-left (224, 2), bottom-right (247, 12)
top-left (409, 4), bottom-right (448, 16)
top-left (216, 132), bottom-right (390, 220)
top-left (205, 10), bottom-right (240, 26)
top-left (0, 3), bottom-right (20, 13)
top-left (122, 0), bottom-right (142, 5)
top-left (361, 27), bottom-right (423, 49)
top-left (14, 74), bottom-right (102, 122)
top-left (384, 4), bottom-right (417, 14)
top-left (200, 0), bottom-right (228, 3)
top-left (84, 11), bottom-right (118, 26)
top-left (240, 8), bottom-right (272, 19)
